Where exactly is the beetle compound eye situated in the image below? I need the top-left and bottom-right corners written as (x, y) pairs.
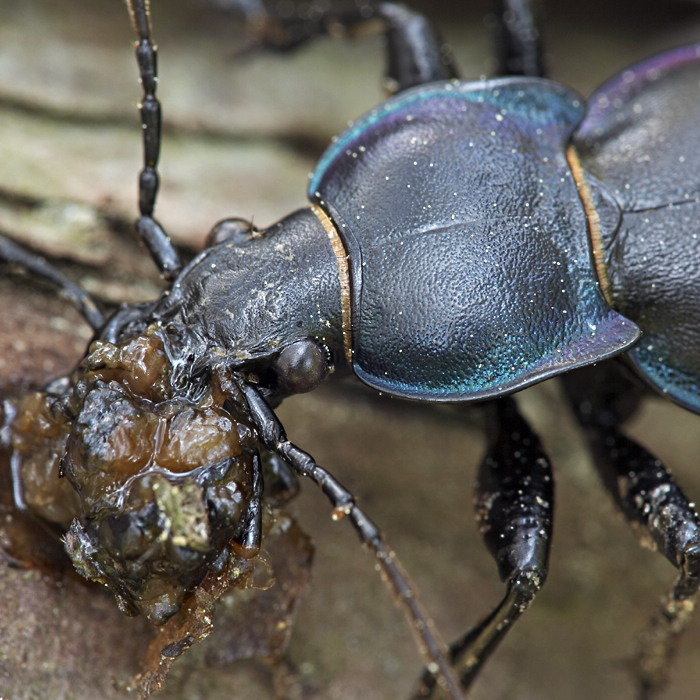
top-left (205, 217), bottom-right (258, 248)
top-left (274, 340), bottom-right (329, 393)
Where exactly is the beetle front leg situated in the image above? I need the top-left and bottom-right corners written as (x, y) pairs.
top-left (416, 396), bottom-right (554, 696)
top-left (563, 365), bottom-right (700, 699)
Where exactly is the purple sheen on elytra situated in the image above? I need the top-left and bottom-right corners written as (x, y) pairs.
top-left (578, 44), bottom-right (700, 141)
top-left (573, 43), bottom-right (700, 414)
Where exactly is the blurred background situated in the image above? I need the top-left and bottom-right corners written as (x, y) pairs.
top-left (1, 1), bottom-right (700, 698)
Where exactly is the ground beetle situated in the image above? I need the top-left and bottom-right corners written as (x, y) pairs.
top-left (1, 0), bottom-right (700, 698)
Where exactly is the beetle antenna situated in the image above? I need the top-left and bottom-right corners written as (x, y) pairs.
top-left (238, 380), bottom-right (464, 699)
top-left (125, 0), bottom-right (182, 280)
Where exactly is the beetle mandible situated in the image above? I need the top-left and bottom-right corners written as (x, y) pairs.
top-left (2, 0), bottom-right (700, 698)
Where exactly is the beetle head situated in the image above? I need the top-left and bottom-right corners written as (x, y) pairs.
top-left (149, 208), bottom-right (343, 402)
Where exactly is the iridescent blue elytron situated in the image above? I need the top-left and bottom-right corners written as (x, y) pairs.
top-left (576, 44), bottom-right (700, 412)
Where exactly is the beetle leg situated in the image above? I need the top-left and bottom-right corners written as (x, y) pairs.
top-left (237, 380), bottom-right (465, 700)
top-left (588, 425), bottom-right (700, 700)
top-left (563, 365), bottom-right (700, 699)
top-left (416, 396), bottom-right (554, 696)
top-left (125, 0), bottom-right (182, 280)
top-left (225, 0), bottom-right (458, 93)
top-left (0, 232), bottom-right (105, 331)
top-left (234, 452), bottom-right (264, 556)
top-left (373, 3), bottom-right (459, 92)
top-left (492, 0), bottom-right (544, 77)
